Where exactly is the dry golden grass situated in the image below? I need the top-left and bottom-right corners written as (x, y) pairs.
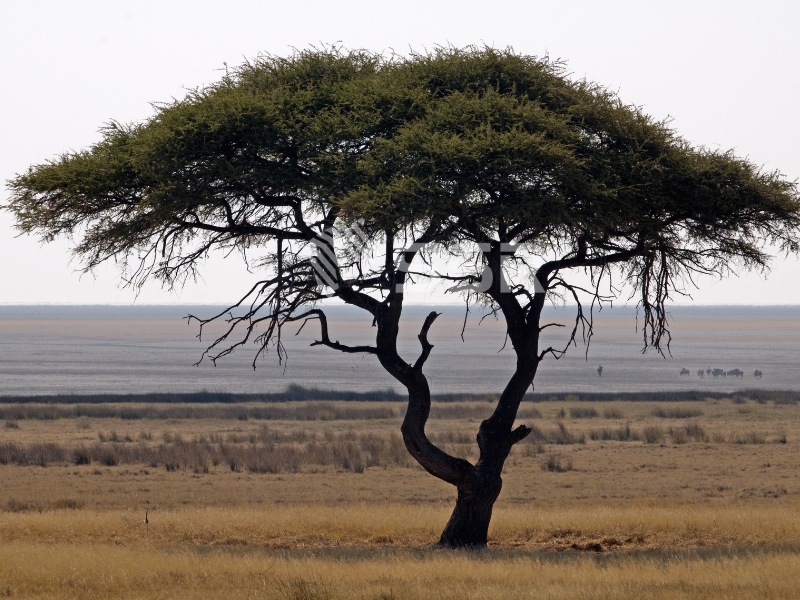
top-left (3, 503), bottom-right (800, 550)
top-left (2, 397), bottom-right (800, 598)
top-left (3, 540), bottom-right (800, 599)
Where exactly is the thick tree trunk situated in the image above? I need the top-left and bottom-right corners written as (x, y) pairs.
top-left (438, 472), bottom-right (502, 547)
top-left (374, 279), bottom-right (539, 549)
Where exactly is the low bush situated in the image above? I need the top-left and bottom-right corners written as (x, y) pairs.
top-left (0, 402), bottom-right (399, 422)
top-left (683, 422), bottom-right (708, 442)
top-left (729, 431), bottom-right (767, 444)
top-left (773, 396), bottom-right (799, 406)
top-left (588, 423), bottom-right (639, 442)
top-left (542, 453), bottom-right (573, 472)
top-left (652, 407), bottom-right (703, 419)
top-left (72, 446), bottom-right (91, 465)
top-left (5, 498), bottom-right (87, 513)
top-left (429, 431), bottom-right (474, 445)
top-left (275, 576), bottom-right (334, 600)
top-left (642, 425), bottom-right (664, 444)
top-left (516, 406), bottom-right (543, 420)
top-left (670, 428), bottom-right (688, 444)
top-left (0, 442), bottom-right (66, 467)
top-left (0, 431), bottom-right (412, 473)
top-left (521, 442), bottom-right (546, 457)
top-left (569, 407), bottom-right (598, 419)
top-left (548, 423), bottom-right (586, 444)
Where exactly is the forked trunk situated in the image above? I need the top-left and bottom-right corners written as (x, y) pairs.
top-left (438, 473), bottom-right (503, 548)
top-left (382, 304), bottom-right (537, 549)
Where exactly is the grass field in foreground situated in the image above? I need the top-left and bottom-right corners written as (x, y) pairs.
top-left (1, 397), bottom-right (800, 598)
top-left (4, 541), bottom-right (800, 599)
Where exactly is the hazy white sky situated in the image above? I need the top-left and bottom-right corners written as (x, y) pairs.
top-left (1, 0), bottom-right (799, 305)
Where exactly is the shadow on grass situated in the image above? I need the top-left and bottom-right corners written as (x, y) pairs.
top-left (186, 541), bottom-right (800, 565)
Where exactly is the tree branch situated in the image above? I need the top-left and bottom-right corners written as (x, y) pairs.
top-left (287, 309), bottom-right (379, 355)
top-left (413, 311), bottom-right (441, 371)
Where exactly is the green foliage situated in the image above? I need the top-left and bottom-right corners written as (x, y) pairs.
top-left (7, 48), bottom-right (399, 283)
top-left (5, 45), bottom-right (800, 358)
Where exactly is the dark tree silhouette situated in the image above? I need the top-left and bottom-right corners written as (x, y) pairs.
top-left (7, 47), bottom-right (800, 547)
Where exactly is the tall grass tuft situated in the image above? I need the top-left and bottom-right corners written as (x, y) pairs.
top-left (1, 431), bottom-right (411, 473)
top-left (542, 453), bottom-right (573, 472)
top-left (275, 575), bottom-right (334, 600)
top-left (529, 422), bottom-right (585, 445)
top-left (588, 423), bottom-right (639, 441)
top-left (642, 425), bottom-right (665, 444)
top-left (653, 407), bottom-right (703, 419)
top-left (729, 431), bottom-right (767, 444)
top-left (666, 423), bottom-right (708, 444)
top-left (569, 407), bottom-right (598, 419)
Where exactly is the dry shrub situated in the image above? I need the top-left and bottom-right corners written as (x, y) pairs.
top-left (5, 499), bottom-right (36, 512)
top-left (72, 446), bottom-right (91, 465)
top-left (710, 431), bottom-right (727, 443)
top-left (542, 453), bottom-right (573, 472)
top-left (773, 396), bottom-right (799, 406)
top-left (670, 428), bottom-right (688, 444)
top-left (653, 406), bottom-right (703, 419)
top-left (5, 498), bottom-right (84, 512)
top-left (276, 576), bottom-right (333, 600)
top-left (684, 422), bottom-right (708, 442)
top-left (588, 423), bottom-right (639, 441)
top-left (569, 407), bottom-right (598, 419)
top-left (0, 442), bottom-right (66, 467)
top-left (529, 422), bottom-right (584, 444)
top-left (665, 422), bottom-right (707, 444)
top-left (99, 447), bottom-right (119, 466)
top-left (642, 425), bottom-right (664, 444)
top-left (521, 442), bottom-right (546, 457)
top-left (555, 422), bottom-right (585, 444)
top-left (429, 431), bottom-right (473, 445)
top-left (0, 402), bottom-right (399, 422)
top-left (50, 499), bottom-right (85, 510)
top-left (2, 430), bottom-right (411, 474)
top-left (427, 404), bottom-right (496, 420)
top-left (603, 408), bottom-right (624, 419)
top-left (516, 406), bottom-right (542, 419)
top-left (729, 431), bottom-right (767, 444)
top-left (5, 420), bottom-right (19, 429)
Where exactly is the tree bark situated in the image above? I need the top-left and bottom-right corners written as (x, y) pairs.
top-left (438, 470), bottom-right (503, 547)
top-left (374, 244), bottom-right (540, 549)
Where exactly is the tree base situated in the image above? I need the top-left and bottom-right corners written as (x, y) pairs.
top-left (437, 477), bottom-right (502, 548)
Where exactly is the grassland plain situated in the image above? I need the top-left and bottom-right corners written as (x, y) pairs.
top-left (1, 396), bottom-right (800, 598)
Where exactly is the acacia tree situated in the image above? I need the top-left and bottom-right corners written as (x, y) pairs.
top-left (7, 47), bottom-right (800, 547)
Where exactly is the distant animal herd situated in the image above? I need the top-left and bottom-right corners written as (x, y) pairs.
top-left (679, 368), bottom-right (763, 379)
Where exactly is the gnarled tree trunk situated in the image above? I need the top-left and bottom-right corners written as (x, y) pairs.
top-left (377, 245), bottom-right (542, 549)
top-left (398, 351), bottom-right (536, 548)
top-left (438, 469), bottom-right (503, 547)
